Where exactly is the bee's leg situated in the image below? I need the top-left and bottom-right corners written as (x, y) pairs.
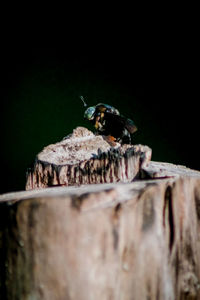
top-left (103, 135), bottom-right (117, 146)
top-left (94, 117), bottom-right (101, 130)
top-left (100, 112), bottom-right (105, 121)
top-left (121, 130), bottom-right (132, 144)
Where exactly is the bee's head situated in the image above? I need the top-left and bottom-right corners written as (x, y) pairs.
top-left (84, 106), bottom-right (96, 120)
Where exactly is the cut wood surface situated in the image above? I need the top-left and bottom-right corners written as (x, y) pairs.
top-left (142, 161), bottom-right (200, 179)
top-left (1, 164), bottom-right (200, 299)
top-left (1, 126), bottom-right (200, 300)
top-left (26, 127), bottom-right (151, 190)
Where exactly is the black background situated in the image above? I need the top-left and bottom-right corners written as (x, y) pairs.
top-left (1, 47), bottom-right (199, 194)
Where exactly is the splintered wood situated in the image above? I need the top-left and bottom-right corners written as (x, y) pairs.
top-left (1, 126), bottom-right (200, 299)
top-left (26, 127), bottom-right (151, 190)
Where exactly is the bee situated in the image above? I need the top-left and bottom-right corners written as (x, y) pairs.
top-left (81, 96), bottom-right (137, 144)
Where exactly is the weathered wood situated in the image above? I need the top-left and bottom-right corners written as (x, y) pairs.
top-left (26, 127), bottom-right (151, 190)
top-left (1, 164), bottom-right (200, 299)
top-left (1, 126), bottom-right (200, 299)
top-left (141, 161), bottom-right (200, 179)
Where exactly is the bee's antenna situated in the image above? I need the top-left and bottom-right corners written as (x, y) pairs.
top-left (80, 96), bottom-right (87, 107)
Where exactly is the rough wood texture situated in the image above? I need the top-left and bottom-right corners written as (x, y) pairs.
top-left (2, 126), bottom-right (200, 299)
top-left (1, 163), bottom-right (200, 299)
top-left (26, 127), bottom-right (151, 190)
top-left (141, 161), bottom-right (200, 179)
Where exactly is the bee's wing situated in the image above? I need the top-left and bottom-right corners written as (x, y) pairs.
top-left (104, 112), bottom-right (137, 134)
top-left (124, 118), bottom-right (137, 133)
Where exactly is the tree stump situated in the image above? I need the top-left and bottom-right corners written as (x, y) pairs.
top-left (1, 127), bottom-right (200, 300)
top-left (26, 127), bottom-right (151, 190)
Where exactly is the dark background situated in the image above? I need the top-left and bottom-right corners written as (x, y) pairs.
top-left (1, 47), bottom-right (199, 194)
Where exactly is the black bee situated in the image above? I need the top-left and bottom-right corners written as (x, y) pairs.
top-left (81, 97), bottom-right (137, 144)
